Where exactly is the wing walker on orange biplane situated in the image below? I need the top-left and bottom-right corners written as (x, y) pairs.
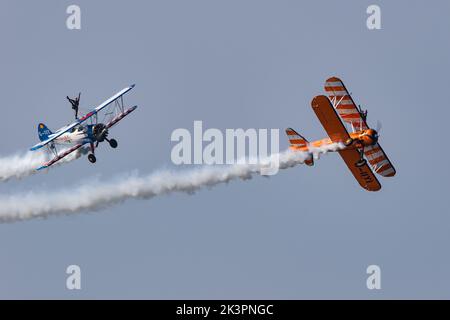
top-left (286, 77), bottom-right (396, 191)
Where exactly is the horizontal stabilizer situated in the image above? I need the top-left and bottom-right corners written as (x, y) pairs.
top-left (285, 128), bottom-right (314, 166)
top-left (285, 128), bottom-right (308, 148)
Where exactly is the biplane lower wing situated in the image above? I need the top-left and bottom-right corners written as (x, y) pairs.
top-left (338, 149), bottom-right (381, 191)
top-left (311, 95), bottom-right (381, 191)
top-left (36, 143), bottom-right (85, 171)
top-left (364, 143), bottom-right (396, 177)
top-left (106, 105), bottom-right (138, 129)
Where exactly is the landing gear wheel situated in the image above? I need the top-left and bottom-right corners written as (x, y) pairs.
top-left (109, 139), bottom-right (118, 149)
top-left (344, 138), bottom-right (354, 147)
top-left (88, 154), bottom-right (97, 163)
top-left (355, 159), bottom-right (367, 167)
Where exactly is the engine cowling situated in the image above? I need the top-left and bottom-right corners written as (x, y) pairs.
top-left (359, 129), bottom-right (379, 146)
top-left (93, 123), bottom-right (109, 142)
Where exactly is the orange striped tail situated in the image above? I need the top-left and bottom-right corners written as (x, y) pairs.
top-left (285, 128), bottom-right (314, 166)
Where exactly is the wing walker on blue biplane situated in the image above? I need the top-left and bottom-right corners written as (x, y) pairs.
top-left (30, 85), bottom-right (138, 171)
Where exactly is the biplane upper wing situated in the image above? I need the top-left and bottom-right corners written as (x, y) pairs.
top-left (311, 95), bottom-right (381, 191)
top-left (78, 84), bottom-right (135, 122)
top-left (324, 77), bottom-right (368, 132)
top-left (30, 85), bottom-right (135, 151)
top-left (364, 143), bottom-right (396, 177)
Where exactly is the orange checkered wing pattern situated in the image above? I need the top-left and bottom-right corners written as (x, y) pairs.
top-left (324, 77), bottom-right (368, 131)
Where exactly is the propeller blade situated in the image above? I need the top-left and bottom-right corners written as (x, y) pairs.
top-left (376, 120), bottom-right (382, 132)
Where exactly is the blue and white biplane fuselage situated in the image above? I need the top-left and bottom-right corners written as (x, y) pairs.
top-left (30, 85), bottom-right (138, 170)
top-left (42, 125), bottom-right (88, 145)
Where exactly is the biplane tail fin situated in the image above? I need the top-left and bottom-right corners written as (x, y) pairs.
top-left (37, 123), bottom-right (53, 142)
top-left (285, 128), bottom-right (314, 166)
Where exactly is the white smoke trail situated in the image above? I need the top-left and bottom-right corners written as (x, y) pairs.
top-left (0, 143), bottom-right (343, 223)
top-left (0, 147), bottom-right (89, 182)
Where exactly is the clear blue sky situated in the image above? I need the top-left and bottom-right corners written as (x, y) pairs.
top-left (0, 0), bottom-right (449, 298)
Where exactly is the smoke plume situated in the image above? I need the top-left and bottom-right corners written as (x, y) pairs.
top-left (0, 147), bottom-right (89, 182)
top-left (0, 143), bottom-right (343, 222)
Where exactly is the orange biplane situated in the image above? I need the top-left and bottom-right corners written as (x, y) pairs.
top-left (286, 77), bottom-right (396, 191)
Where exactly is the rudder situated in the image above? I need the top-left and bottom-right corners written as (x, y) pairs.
top-left (38, 123), bottom-right (53, 142)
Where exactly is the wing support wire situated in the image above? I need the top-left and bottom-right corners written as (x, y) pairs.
top-left (46, 142), bottom-right (58, 157)
top-left (330, 90), bottom-right (366, 134)
top-left (101, 94), bottom-right (127, 125)
top-left (329, 93), bottom-right (355, 133)
top-left (330, 94), bottom-right (347, 109)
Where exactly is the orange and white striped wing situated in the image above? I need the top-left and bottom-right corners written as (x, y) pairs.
top-left (364, 143), bottom-right (396, 177)
top-left (324, 77), bottom-right (368, 131)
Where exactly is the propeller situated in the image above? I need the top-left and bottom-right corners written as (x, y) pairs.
top-left (375, 120), bottom-right (382, 133)
top-left (354, 107), bottom-right (383, 166)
